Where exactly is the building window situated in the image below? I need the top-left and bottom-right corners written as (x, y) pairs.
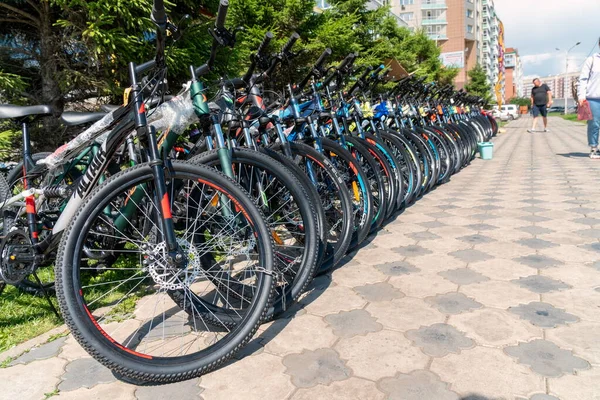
top-left (467, 25), bottom-right (473, 33)
top-left (400, 12), bottom-right (414, 21)
top-left (466, 9), bottom-right (473, 18)
top-left (400, 0), bottom-right (414, 5)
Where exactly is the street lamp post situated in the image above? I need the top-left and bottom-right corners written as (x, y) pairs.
top-left (560, 42), bottom-right (581, 115)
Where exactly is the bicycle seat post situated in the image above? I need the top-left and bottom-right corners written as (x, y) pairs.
top-left (22, 121), bottom-right (36, 173)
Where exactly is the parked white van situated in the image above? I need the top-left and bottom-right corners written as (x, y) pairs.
top-left (497, 104), bottom-right (520, 121)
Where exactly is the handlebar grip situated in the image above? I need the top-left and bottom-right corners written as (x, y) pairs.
top-left (256, 31), bottom-right (274, 58)
top-left (338, 52), bottom-right (357, 71)
top-left (282, 32), bottom-right (300, 54)
top-left (358, 66), bottom-right (373, 81)
top-left (151, 0), bottom-right (167, 26)
top-left (314, 48), bottom-right (332, 70)
top-left (215, 0), bottom-right (229, 29)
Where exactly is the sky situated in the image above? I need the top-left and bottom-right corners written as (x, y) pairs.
top-left (493, 0), bottom-right (600, 80)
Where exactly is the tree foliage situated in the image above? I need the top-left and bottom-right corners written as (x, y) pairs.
top-left (464, 64), bottom-right (492, 104)
top-left (1, 0), bottom-right (459, 150)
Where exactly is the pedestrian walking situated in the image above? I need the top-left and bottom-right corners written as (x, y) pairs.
top-left (527, 78), bottom-right (553, 133)
top-left (578, 37), bottom-right (600, 159)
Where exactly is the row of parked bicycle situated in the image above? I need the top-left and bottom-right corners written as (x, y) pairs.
top-left (0, 0), bottom-right (496, 384)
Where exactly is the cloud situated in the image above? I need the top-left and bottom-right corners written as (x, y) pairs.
top-left (493, 0), bottom-right (600, 77)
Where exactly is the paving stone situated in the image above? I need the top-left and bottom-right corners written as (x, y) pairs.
top-left (571, 217), bottom-right (600, 226)
top-left (520, 206), bottom-right (549, 213)
top-left (517, 238), bottom-right (559, 250)
top-left (449, 249), bottom-right (493, 263)
top-left (464, 223), bottom-right (499, 231)
top-left (367, 297), bottom-right (445, 331)
top-left (324, 309), bottom-right (383, 338)
top-left (512, 275), bottom-right (571, 293)
top-left (407, 230), bottom-right (442, 241)
top-left (0, 357), bottom-right (67, 400)
top-left (528, 395), bottom-right (560, 400)
top-left (353, 247), bottom-right (405, 264)
top-left (10, 336), bottom-right (67, 365)
top-left (514, 254), bottom-right (564, 269)
top-left (550, 367), bottom-right (600, 399)
top-left (405, 323), bottom-right (475, 357)
top-left (300, 285), bottom-right (366, 317)
top-left (419, 220), bottom-right (447, 229)
top-left (335, 329), bottom-right (429, 380)
top-left (291, 377), bottom-right (385, 400)
top-left (425, 292), bottom-right (483, 314)
top-left (374, 260), bottom-right (420, 276)
top-left (438, 268), bottom-right (490, 285)
top-left (543, 288), bottom-right (600, 322)
top-left (431, 346), bottom-right (545, 399)
top-left (388, 272), bottom-right (458, 298)
top-left (566, 207), bottom-right (598, 215)
top-left (331, 262), bottom-right (388, 287)
top-left (450, 308), bottom-right (543, 347)
top-left (202, 353), bottom-right (294, 400)
top-left (575, 228), bottom-right (600, 238)
top-left (353, 282), bottom-right (405, 302)
top-left (469, 258), bottom-right (540, 281)
top-left (545, 321), bottom-right (600, 365)
top-left (520, 226), bottom-right (556, 236)
top-left (540, 244), bottom-right (599, 264)
top-left (457, 234), bottom-right (496, 244)
top-left (58, 358), bottom-right (117, 391)
top-left (136, 379), bottom-right (202, 400)
top-left (391, 244), bottom-right (433, 257)
top-left (58, 382), bottom-right (136, 400)
top-left (504, 339), bottom-right (591, 377)
top-left (469, 213), bottom-right (501, 221)
top-left (378, 370), bottom-right (459, 400)
top-left (579, 242), bottom-right (600, 253)
top-left (509, 302), bottom-right (579, 328)
top-left (477, 241), bottom-right (537, 259)
top-left (460, 280), bottom-right (539, 309)
top-left (521, 215), bottom-right (552, 223)
top-left (262, 314), bottom-right (337, 356)
top-left (282, 348), bottom-right (352, 388)
top-left (438, 204), bottom-right (460, 210)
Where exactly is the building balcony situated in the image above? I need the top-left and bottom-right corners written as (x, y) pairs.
top-left (427, 33), bottom-right (448, 40)
top-left (421, 1), bottom-right (447, 10)
top-left (422, 18), bottom-right (447, 25)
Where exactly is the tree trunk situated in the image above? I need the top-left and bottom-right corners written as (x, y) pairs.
top-left (35, 0), bottom-right (63, 151)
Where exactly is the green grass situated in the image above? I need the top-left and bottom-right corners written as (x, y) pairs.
top-left (0, 253), bottom-right (147, 354)
top-left (0, 269), bottom-right (62, 353)
top-left (548, 112), bottom-right (586, 124)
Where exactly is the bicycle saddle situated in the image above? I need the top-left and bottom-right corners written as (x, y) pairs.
top-left (0, 104), bottom-right (53, 120)
top-left (60, 111), bottom-right (107, 126)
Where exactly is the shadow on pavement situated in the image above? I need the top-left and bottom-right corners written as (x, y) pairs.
top-left (556, 152), bottom-right (589, 158)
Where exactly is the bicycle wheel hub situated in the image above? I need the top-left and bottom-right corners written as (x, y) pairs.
top-left (145, 238), bottom-right (201, 290)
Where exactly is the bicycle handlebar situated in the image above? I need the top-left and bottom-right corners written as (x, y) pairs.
top-left (151, 0), bottom-right (167, 27)
top-left (215, 0), bottom-right (228, 29)
top-left (297, 48), bottom-right (331, 91)
top-left (282, 32), bottom-right (300, 55)
top-left (194, 0), bottom-right (229, 77)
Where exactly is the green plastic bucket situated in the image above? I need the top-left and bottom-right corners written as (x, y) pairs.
top-left (478, 142), bottom-right (494, 160)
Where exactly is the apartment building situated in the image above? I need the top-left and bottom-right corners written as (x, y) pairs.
top-left (522, 72), bottom-right (580, 102)
top-left (315, 1), bottom-right (408, 27)
top-left (393, 0), bottom-right (486, 89)
top-left (504, 48), bottom-right (523, 99)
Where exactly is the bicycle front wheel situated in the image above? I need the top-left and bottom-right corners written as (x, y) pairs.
top-left (55, 161), bottom-right (274, 384)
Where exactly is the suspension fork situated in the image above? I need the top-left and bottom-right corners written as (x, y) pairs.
top-left (128, 62), bottom-right (180, 259)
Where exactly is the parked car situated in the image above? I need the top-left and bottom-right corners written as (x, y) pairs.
top-left (491, 104), bottom-right (520, 121)
top-left (548, 106), bottom-right (577, 114)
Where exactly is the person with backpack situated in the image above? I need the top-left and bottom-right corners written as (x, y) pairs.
top-left (578, 38), bottom-right (600, 159)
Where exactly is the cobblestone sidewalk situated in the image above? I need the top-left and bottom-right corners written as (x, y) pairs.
top-left (1, 116), bottom-right (599, 400)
